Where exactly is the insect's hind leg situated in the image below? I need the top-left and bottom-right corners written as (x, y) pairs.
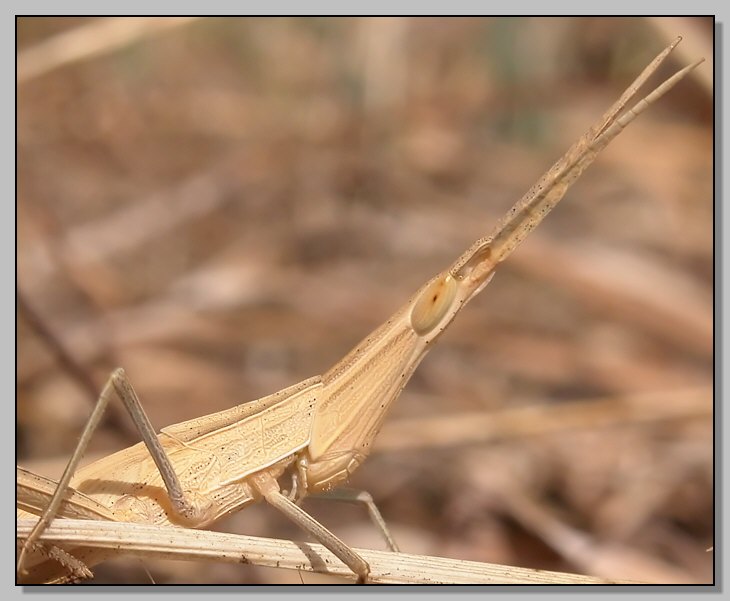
top-left (307, 488), bottom-right (400, 552)
top-left (17, 539), bottom-right (94, 583)
top-left (106, 369), bottom-right (214, 525)
top-left (16, 368), bottom-right (212, 576)
top-left (17, 372), bottom-right (122, 576)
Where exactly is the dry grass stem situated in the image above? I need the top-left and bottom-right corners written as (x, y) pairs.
top-left (491, 483), bottom-right (697, 584)
top-left (17, 518), bottom-right (636, 584)
top-left (18, 17), bottom-right (200, 82)
top-left (377, 387), bottom-right (711, 452)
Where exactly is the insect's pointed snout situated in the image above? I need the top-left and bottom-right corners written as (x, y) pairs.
top-left (449, 240), bottom-right (498, 297)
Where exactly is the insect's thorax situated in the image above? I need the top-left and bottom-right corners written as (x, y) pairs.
top-left (305, 299), bottom-right (430, 490)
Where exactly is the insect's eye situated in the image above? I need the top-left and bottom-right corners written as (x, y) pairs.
top-left (410, 274), bottom-right (458, 336)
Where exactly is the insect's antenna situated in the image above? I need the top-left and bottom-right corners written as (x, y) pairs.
top-left (452, 38), bottom-right (703, 280)
top-left (593, 35), bottom-right (684, 139)
top-left (594, 56), bottom-right (705, 148)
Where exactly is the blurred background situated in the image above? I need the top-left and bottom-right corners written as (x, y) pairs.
top-left (17, 17), bottom-right (713, 584)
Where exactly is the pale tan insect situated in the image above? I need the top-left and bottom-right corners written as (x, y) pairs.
top-left (17, 38), bottom-right (703, 584)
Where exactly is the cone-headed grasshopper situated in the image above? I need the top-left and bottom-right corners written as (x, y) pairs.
top-left (17, 38), bottom-right (703, 583)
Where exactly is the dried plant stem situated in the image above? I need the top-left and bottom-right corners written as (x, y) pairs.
top-left (18, 17), bottom-right (200, 82)
top-left (377, 386), bottom-right (711, 452)
top-left (17, 519), bottom-right (636, 584)
top-left (17, 290), bottom-right (138, 442)
top-left (17, 291), bottom-right (99, 402)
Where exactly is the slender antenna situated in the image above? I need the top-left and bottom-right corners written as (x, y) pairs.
top-left (452, 39), bottom-right (703, 279)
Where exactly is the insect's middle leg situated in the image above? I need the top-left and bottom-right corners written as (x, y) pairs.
top-left (251, 472), bottom-right (371, 583)
top-left (306, 488), bottom-right (400, 552)
top-left (289, 455), bottom-right (399, 552)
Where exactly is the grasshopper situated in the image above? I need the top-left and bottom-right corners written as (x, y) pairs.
top-left (17, 38), bottom-right (703, 584)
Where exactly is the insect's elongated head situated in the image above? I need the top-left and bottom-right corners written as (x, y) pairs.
top-left (311, 39), bottom-right (703, 495)
top-left (408, 38), bottom-right (702, 341)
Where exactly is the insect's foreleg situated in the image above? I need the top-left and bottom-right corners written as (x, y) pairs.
top-left (250, 472), bottom-right (371, 583)
top-left (307, 488), bottom-right (400, 552)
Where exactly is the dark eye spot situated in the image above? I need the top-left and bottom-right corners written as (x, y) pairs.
top-left (411, 274), bottom-right (457, 335)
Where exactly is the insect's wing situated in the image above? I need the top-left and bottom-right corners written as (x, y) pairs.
top-left (17, 466), bottom-right (117, 521)
top-left (161, 375), bottom-right (322, 485)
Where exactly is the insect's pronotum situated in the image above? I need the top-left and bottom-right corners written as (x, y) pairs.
top-left (17, 37), bottom-right (703, 584)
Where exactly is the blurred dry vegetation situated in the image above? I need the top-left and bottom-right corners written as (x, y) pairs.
top-left (17, 16), bottom-right (713, 584)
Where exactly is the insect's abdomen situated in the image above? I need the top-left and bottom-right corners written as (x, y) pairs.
top-left (70, 439), bottom-right (257, 527)
top-left (70, 377), bottom-right (321, 527)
